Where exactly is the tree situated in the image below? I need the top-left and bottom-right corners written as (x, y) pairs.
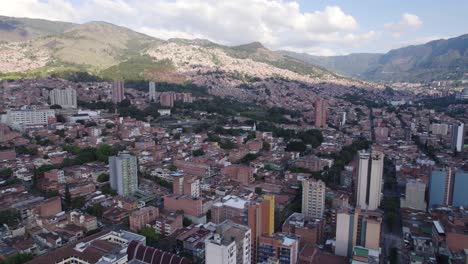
top-left (183, 217), bottom-right (193, 227)
top-left (255, 187), bottom-right (263, 195)
top-left (0, 252), bottom-right (33, 264)
top-left (389, 247), bottom-right (398, 264)
top-left (220, 139), bottom-right (236, 150)
top-left (64, 184), bottom-right (72, 209)
top-left (97, 173), bottom-right (109, 182)
top-left (96, 144), bottom-right (113, 163)
top-left (262, 141), bottom-right (271, 151)
top-left (139, 226), bottom-right (160, 246)
top-left (71, 196), bottom-right (86, 209)
top-left (37, 164), bottom-right (55, 175)
top-left (0, 209), bottom-right (21, 227)
top-left (0, 168), bottom-right (13, 178)
top-left (192, 149), bottom-right (205, 157)
top-left (50, 104), bottom-right (62, 109)
top-left (286, 141), bottom-right (307, 152)
top-left (168, 165), bottom-right (177, 171)
top-left (101, 184), bottom-right (117, 196)
top-left (87, 203), bottom-right (104, 218)
top-left (240, 153), bottom-right (258, 164)
top-left (85, 121), bottom-right (97, 127)
top-left (206, 210), bottom-right (212, 222)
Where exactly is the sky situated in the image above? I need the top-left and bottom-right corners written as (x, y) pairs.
top-left (0, 0), bottom-right (467, 56)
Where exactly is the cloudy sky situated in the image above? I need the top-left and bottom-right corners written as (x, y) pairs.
top-left (0, 0), bottom-right (467, 55)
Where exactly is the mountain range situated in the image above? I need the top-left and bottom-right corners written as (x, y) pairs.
top-left (281, 34), bottom-right (468, 83)
top-left (0, 15), bottom-right (466, 84)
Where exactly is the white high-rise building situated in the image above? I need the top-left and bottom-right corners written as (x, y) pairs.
top-left (4, 107), bottom-right (55, 130)
top-left (109, 153), bottom-right (138, 197)
top-left (205, 220), bottom-right (251, 264)
top-left (401, 180), bottom-right (427, 211)
top-left (206, 234), bottom-right (237, 264)
top-left (149, 81), bottom-right (156, 101)
top-left (50, 88), bottom-right (77, 108)
top-left (452, 123), bottom-right (464, 152)
top-left (356, 150), bottom-right (384, 210)
top-left (301, 178), bottom-right (326, 219)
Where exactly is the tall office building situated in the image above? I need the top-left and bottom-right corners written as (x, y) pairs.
top-left (301, 178), bottom-right (326, 219)
top-left (50, 88), bottom-right (77, 108)
top-left (109, 152), bottom-right (138, 197)
top-left (356, 150), bottom-right (384, 210)
top-left (335, 208), bottom-right (382, 257)
top-left (451, 123), bottom-right (464, 152)
top-left (428, 168), bottom-right (454, 208)
top-left (400, 180), bottom-right (427, 211)
top-left (112, 80), bottom-right (125, 103)
top-left (452, 169), bottom-right (468, 207)
top-left (149, 81), bottom-right (156, 101)
top-left (314, 99), bottom-right (327, 128)
top-left (205, 220), bottom-right (251, 264)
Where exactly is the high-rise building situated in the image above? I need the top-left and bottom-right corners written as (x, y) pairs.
top-left (112, 80), bottom-right (125, 103)
top-left (160, 92), bottom-right (174, 107)
top-left (356, 150), bottom-right (384, 210)
top-left (335, 208), bottom-right (382, 257)
top-left (149, 81), bottom-right (156, 101)
top-left (205, 220), bottom-right (251, 264)
top-left (210, 195), bottom-right (274, 263)
top-left (257, 233), bottom-right (298, 264)
top-left (172, 175), bottom-right (200, 198)
top-left (451, 123), bottom-right (464, 152)
top-left (340, 111), bottom-right (347, 127)
top-left (2, 80), bottom-right (9, 99)
top-left (314, 99), bottom-right (327, 128)
top-left (400, 179), bottom-right (427, 211)
top-left (452, 169), bottom-right (468, 207)
top-left (429, 168), bottom-right (454, 208)
top-left (5, 107), bottom-right (55, 130)
top-left (301, 178), bottom-right (326, 219)
top-left (49, 88), bottom-right (77, 108)
top-left (248, 195), bottom-right (274, 263)
top-left (109, 152), bottom-right (138, 197)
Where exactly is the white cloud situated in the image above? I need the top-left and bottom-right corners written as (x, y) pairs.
top-left (0, 0), bottom-right (377, 54)
top-left (385, 13), bottom-right (422, 38)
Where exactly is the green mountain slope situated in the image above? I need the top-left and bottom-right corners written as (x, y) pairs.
top-left (0, 16), bottom-right (343, 82)
top-left (279, 34), bottom-right (468, 82)
top-left (0, 16), bottom-right (75, 42)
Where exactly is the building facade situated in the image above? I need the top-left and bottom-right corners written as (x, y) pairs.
top-left (109, 153), bottom-right (138, 197)
top-left (335, 208), bottom-right (382, 257)
top-left (429, 168), bottom-right (453, 208)
top-left (149, 81), bottom-right (156, 101)
top-left (356, 150), bottom-right (384, 210)
top-left (111, 80), bottom-right (125, 103)
top-left (206, 220), bottom-right (251, 264)
top-left (451, 123), bottom-right (465, 152)
top-left (49, 88), bottom-right (77, 108)
top-left (257, 233), bottom-right (298, 264)
top-left (401, 179), bottom-right (427, 211)
top-left (301, 178), bottom-right (326, 219)
top-left (5, 107), bottom-right (55, 129)
top-left (452, 169), bottom-right (468, 207)
top-left (314, 99), bottom-right (327, 128)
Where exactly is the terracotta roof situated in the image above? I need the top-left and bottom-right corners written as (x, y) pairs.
top-left (127, 240), bottom-right (191, 264)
